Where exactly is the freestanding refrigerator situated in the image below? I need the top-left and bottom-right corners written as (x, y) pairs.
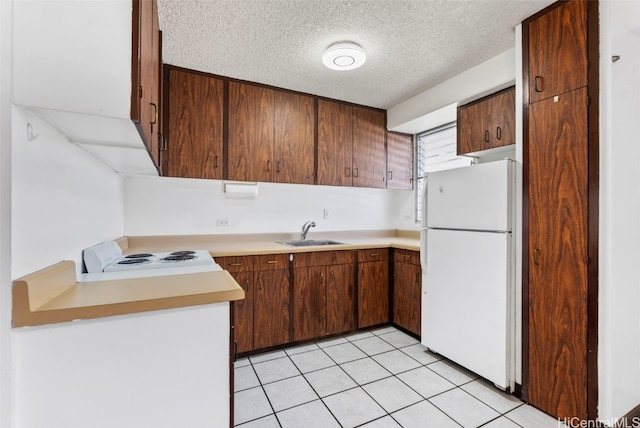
top-left (420, 158), bottom-right (515, 391)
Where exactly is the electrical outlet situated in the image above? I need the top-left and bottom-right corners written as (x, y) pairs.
top-left (404, 215), bottom-right (412, 221)
top-left (323, 209), bottom-right (330, 220)
top-left (216, 219), bottom-right (229, 227)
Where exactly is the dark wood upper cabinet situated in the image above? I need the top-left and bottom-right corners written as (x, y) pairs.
top-left (318, 99), bottom-right (353, 186)
top-left (132, 0), bottom-right (161, 169)
top-left (165, 69), bottom-right (224, 179)
top-left (386, 131), bottom-right (413, 190)
top-left (228, 82), bottom-right (275, 182)
top-left (229, 82), bottom-right (315, 184)
top-left (274, 91), bottom-right (315, 184)
top-left (457, 87), bottom-right (515, 155)
top-left (318, 99), bottom-right (387, 188)
top-left (352, 106), bottom-right (387, 188)
top-left (527, 0), bottom-right (587, 104)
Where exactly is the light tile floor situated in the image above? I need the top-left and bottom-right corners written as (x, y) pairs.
top-left (234, 326), bottom-right (562, 428)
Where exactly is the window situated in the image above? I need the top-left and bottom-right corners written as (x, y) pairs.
top-left (415, 123), bottom-right (472, 222)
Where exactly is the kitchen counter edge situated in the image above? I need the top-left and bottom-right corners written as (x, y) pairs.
top-left (12, 261), bottom-right (244, 328)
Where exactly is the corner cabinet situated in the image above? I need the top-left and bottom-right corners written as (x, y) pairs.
top-left (292, 251), bottom-right (356, 342)
top-left (318, 100), bottom-right (387, 188)
top-left (392, 249), bottom-right (421, 336)
top-left (357, 248), bottom-right (390, 328)
top-left (457, 86), bottom-right (515, 155)
top-left (164, 68), bottom-right (225, 179)
top-left (386, 131), bottom-right (413, 190)
top-left (228, 82), bottom-right (315, 184)
top-left (217, 254), bottom-right (290, 354)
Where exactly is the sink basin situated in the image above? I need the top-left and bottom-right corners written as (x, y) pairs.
top-left (279, 239), bottom-right (345, 247)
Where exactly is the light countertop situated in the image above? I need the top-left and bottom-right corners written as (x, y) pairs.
top-left (12, 229), bottom-right (419, 328)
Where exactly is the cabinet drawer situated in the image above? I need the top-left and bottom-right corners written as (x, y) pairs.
top-left (394, 249), bottom-right (420, 265)
top-left (253, 254), bottom-right (289, 271)
top-left (357, 248), bottom-right (389, 263)
top-left (216, 255), bottom-right (254, 272)
top-left (293, 250), bottom-right (355, 268)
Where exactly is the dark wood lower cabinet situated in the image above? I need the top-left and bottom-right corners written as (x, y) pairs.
top-left (217, 254), bottom-right (290, 353)
top-left (253, 268), bottom-right (290, 349)
top-left (292, 251), bottom-right (356, 341)
top-left (358, 249), bottom-right (390, 328)
top-left (393, 249), bottom-right (421, 336)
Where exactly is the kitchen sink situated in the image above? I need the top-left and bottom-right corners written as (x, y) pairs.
top-left (279, 239), bottom-right (345, 247)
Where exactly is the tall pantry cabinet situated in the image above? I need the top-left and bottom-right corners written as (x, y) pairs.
top-left (522, 0), bottom-right (598, 421)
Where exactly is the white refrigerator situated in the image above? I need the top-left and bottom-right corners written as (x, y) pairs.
top-left (420, 159), bottom-right (515, 391)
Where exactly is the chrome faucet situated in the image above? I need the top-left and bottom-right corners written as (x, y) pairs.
top-left (300, 221), bottom-right (316, 240)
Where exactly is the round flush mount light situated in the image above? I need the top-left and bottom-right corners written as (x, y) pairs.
top-left (322, 42), bottom-right (366, 71)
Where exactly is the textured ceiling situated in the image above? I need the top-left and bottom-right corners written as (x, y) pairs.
top-left (158, 0), bottom-right (555, 109)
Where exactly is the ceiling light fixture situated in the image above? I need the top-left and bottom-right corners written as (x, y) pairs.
top-left (322, 42), bottom-right (366, 71)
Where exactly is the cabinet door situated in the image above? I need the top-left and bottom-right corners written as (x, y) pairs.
top-left (358, 260), bottom-right (389, 328)
top-left (457, 98), bottom-right (491, 155)
top-left (528, 88), bottom-right (588, 419)
top-left (386, 132), bottom-right (413, 190)
top-left (254, 269), bottom-right (290, 349)
top-left (228, 82), bottom-right (275, 182)
top-left (293, 266), bottom-right (326, 341)
top-left (274, 91), bottom-right (315, 184)
top-left (528, 0), bottom-right (587, 103)
top-left (326, 264), bottom-right (356, 336)
top-left (148, 0), bottom-right (161, 167)
top-left (231, 271), bottom-right (254, 354)
top-left (490, 88), bottom-right (515, 149)
top-left (317, 99), bottom-right (353, 186)
top-left (393, 261), bottom-right (421, 336)
top-left (352, 106), bottom-right (386, 188)
top-left (135, 0), bottom-right (156, 164)
top-left (166, 69), bottom-right (224, 178)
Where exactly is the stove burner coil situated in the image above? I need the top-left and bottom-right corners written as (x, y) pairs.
top-left (162, 254), bottom-right (196, 262)
top-left (125, 253), bottom-right (153, 259)
top-left (170, 251), bottom-right (196, 256)
top-left (116, 258), bottom-right (150, 265)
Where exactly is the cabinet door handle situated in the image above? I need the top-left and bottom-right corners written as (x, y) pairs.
top-left (276, 161), bottom-right (281, 172)
top-left (214, 155), bottom-right (219, 168)
top-left (267, 160), bottom-right (272, 172)
top-left (370, 253), bottom-right (379, 257)
top-left (266, 260), bottom-right (278, 264)
top-left (388, 171), bottom-right (393, 180)
top-left (150, 103), bottom-right (158, 125)
top-left (484, 130), bottom-right (490, 143)
top-left (496, 127), bottom-right (502, 140)
top-left (345, 167), bottom-right (351, 177)
top-left (353, 167), bottom-right (359, 177)
top-left (534, 76), bottom-right (544, 93)
top-left (320, 272), bottom-right (324, 284)
top-left (229, 263), bottom-right (243, 267)
top-left (404, 255), bottom-right (411, 260)
top-left (534, 248), bottom-right (541, 265)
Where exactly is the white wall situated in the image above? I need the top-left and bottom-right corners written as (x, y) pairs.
top-left (14, 304), bottom-right (230, 428)
top-left (11, 106), bottom-right (125, 278)
top-left (124, 176), bottom-right (416, 236)
top-left (0, 0), bottom-right (13, 425)
top-left (387, 48), bottom-right (516, 134)
top-left (598, 0), bottom-right (640, 420)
